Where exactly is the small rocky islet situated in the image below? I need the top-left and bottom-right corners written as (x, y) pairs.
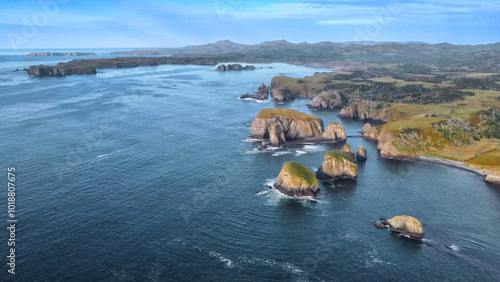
top-left (375, 215), bottom-right (424, 239)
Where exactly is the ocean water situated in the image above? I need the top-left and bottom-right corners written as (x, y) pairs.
top-left (1, 53), bottom-right (499, 281)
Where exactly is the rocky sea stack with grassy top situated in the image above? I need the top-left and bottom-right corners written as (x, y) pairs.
top-left (275, 161), bottom-right (319, 198)
top-left (251, 108), bottom-right (324, 141)
top-left (316, 149), bottom-right (358, 181)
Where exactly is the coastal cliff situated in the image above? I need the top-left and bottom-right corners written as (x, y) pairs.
top-left (339, 102), bottom-right (396, 121)
top-left (251, 109), bottom-right (324, 141)
top-left (307, 90), bottom-right (344, 110)
top-left (275, 161), bottom-right (319, 198)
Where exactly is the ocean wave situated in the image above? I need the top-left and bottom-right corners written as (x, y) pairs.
top-left (209, 251), bottom-right (235, 268)
top-left (97, 150), bottom-right (122, 159)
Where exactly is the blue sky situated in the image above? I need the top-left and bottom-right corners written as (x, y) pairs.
top-left (1, 0), bottom-right (499, 49)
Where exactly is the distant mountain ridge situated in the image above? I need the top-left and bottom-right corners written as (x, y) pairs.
top-left (105, 40), bottom-right (500, 72)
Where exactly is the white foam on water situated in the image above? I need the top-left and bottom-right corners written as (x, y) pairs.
top-left (237, 255), bottom-right (305, 275)
top-left (241, 138), bottom-right (261, 143)
top-left (209, 251), bottom-right (235, 269)
top-left (272, 150), bottom-right (292, 157)
top-left (97, 150), bottom-right (122, 159)
top-left (303, 145), bottom-right (320, 151)
top-left (447, 244), bottom-right (460, 252)
top-left (295, 150), bottom-right (307, 156)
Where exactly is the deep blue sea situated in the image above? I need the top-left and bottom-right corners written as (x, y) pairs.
top-left (1, 51), bottom-right (499, 281)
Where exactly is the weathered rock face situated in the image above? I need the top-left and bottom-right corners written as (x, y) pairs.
top-left (376, 127), bottom-right (408, 159)
top-left (276, 161), bottom-right (319, 198)
top-left (341, 144), bottom-right (355, 158)
top-left (240, 83), bottom-right (269, 100)
top-left (307, 90), bottom-right (344, 110)
top-left (339, 102), bottom-right (393, 121)
top-left (362, 123), bottom-right (378, 139)
top-left (316, 150), bottom-right (357, 180)
top-left (384, 216), bottom-right (424, 239)
top-left (356, 145), bottom-right (367, 162)
top-left (251, 109), bottom-right (324, 141)
top-left (269, 123), bottom-right (286, 147)
top-left (322, 122), bottom-right (347, 141)
top-left (215, 64), bottom-right (255, 71)
top-left (270, 88), bottom-right (294, 103)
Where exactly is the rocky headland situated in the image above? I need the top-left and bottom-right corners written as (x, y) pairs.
top-left (28, 57), bottom-right (217, 77)
top-left (275, 161), bottom-right (319, 198)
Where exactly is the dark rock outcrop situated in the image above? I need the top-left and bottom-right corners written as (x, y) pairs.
top-left (270, 88), bottom-right (294, 103)
top-left (251, 109), bottom-right (324, 141)
top-left (239, 83), bottom-right (269, 100)
top-left (275, 161), bottom-right (319, 198)
top-left (356, 145), bottom-right (367, 162)
top-left (307, 90), bottom-right (344, 109)
top-left (322, 122), bottom-right (346, 141)
top-left (28, 65), bottom-right (97, 77)
top-left (316, 150), bottom-right (357, 181)
top-left (215, 64), bottom-right (255, 71)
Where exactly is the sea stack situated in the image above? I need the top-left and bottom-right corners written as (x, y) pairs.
top-left (375, 215), bottom-right (424, 239)
top-left (316, 150), bottom-right (357, 181)
top-left (275, 161), bottom-right (319, 198)
top-left (322, 122), bottom-right (346, 142)
top-left (251, 108), bottom-right (324, 141)
top-left (356, 145), bottom-right (367, 162)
